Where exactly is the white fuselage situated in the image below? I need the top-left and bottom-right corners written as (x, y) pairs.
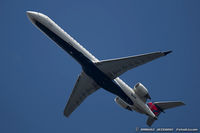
top-left (27, 11), bottom-right (156, 119)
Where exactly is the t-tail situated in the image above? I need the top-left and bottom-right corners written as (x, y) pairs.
top-left (146, 101), bottom-right (185, 126)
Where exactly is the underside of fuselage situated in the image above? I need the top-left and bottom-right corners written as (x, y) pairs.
top-left (34, 20), bottom-right (133, 105)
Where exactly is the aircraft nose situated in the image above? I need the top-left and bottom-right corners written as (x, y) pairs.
top-left (26, 11), bottom-right (38, 23)
top-left (26, 11), bottom-right (38, 17)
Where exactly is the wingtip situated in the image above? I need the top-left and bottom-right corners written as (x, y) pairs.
top-left (163, 50), bottom-right (172, 56)
top-left (181, 102), bottom-right (186, 106)
top-left (63, 109), bottom-right (70, 118)
top-left (64, 112), bottom-right (70, 118)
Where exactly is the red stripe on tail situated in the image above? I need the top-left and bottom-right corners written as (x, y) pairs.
top-left (147, 102), bottom-right (161, 116)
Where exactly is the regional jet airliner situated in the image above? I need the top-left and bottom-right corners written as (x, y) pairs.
top-left (27, 11), bottom-right (185, 126)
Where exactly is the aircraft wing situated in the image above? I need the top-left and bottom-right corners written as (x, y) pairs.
top-left (64, 72), bottom-right (100, 117)
top-left (95, 51), bottom-right (172, 79)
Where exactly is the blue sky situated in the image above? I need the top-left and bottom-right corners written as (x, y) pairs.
top-left (1, 0), bottom-right (200, 132)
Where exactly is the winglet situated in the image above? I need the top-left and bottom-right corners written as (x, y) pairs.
top-left (163, 50), bottom-right (172, 56)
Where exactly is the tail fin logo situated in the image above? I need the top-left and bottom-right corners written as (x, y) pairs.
top-left (147, 102), bottom-right (161, 116)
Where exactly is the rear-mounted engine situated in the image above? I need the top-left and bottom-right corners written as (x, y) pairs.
top-left (133, 83), bottom-right (151, 100)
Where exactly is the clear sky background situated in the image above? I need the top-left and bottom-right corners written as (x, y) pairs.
top-left (1, 0), bottom-right (200, 132)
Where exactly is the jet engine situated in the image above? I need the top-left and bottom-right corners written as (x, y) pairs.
top-left (133, 83), bottom-right (151, 100)
top-left (114, 97), bottom-right (132, 111)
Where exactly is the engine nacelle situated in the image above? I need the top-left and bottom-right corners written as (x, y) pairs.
top-left (114, 97), bottom-right (132, 111)
top-left (133, 82), bottom-right (151, 100)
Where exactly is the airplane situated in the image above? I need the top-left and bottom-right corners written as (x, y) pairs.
top-left (26, 11), bottom-right (185, 126)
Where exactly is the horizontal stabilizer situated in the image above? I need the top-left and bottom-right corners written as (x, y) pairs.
top-left (95, 51), bottom-right (172, 79)
top-left (154, 101), bottom-right (185, 110)
top-left (146, 101), bottom-right (185, 126)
